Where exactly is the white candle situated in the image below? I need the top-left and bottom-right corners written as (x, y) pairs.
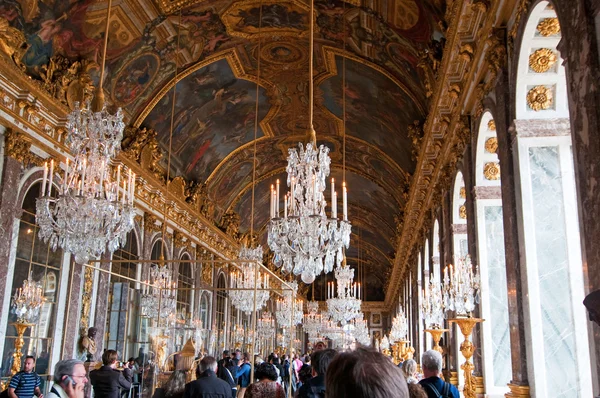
top-left (127, 170), bottom-right (132, 203)
top-left (116, 165), bottom-right (121, 201)
top-left (48, 159), bottom-right (54, 196)
top-left (41, 162), bottom-right (48, 197)
top-left (290, 177), bottom-right (295, 213)
top-left (130, 173), bottom-right (135, 204)
top-left (122, 181), bottom-right (126, 204)
top-left (99, 160), bottom-right (106, 196)
top-left (331, 178), bottom-right (335, 216)
top-left (63, 158), bottom-right (69, 194)
top-left (359, 283), bottom-right (361, 300)
top-left (332, 191), bottom-right (337, 219)
top-left (270, 184), bottom-right (274, 218)
top-left (343, 182), bottom-right (348, 221)
top-left (276, 179), bottom-right (280, 217)
top-left (284, 194), bottom-right (288, 218)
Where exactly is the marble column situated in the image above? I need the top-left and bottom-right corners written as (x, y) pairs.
top-left (62, 259), bottom-right (83, 359)
top-left (555, 0), bottom-right (600, 388)
top-left (440, 191), bottom-right (457, 375)
top-left (91, 252), bottom-right (113, 357)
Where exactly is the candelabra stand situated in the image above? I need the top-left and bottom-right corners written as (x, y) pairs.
top-left (448, 318), bottom-right (484, 398)
top-left (10, 322), bottom-right (33, 375)
top-left (424, 328), bottom-right (449, 355)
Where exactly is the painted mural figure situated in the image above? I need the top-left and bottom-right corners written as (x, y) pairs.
top-left (234, 4), bottom-right (305, 29)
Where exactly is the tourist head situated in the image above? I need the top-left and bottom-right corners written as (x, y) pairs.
top-left (54, 359), bottom-right (88, 397)
top-left (299, 364), bottom-right (313, 384)
top-left (407, 383), bottom-right (428, 398)
top-left (402, 359), bottom-right (417, 379)
top-left (164, 370), bottom-right (187, 397)
top-left (199, 356), bottom-right (218, 376)
top-left (24, 355), bottom-right (35, 372)
top-left (222, 350), bottom-right (230, 358)
top-left (313, 341), bottom-right (326, 351)
top-left (311, 348), bottom-right (336, 377)
top-left (102, 349), bottom-right (119, 367)
top-left (421, 350), bottom-right (443, 378)
top-left (255, 362), bottom-right (277, 381)
top-left (325, 347), bottom-right (409, 398)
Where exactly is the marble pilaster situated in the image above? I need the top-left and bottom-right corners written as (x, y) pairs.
top-left (62, 259), bottom-right (83, 359)
top-left (92, 252), bottom-right (113, 357)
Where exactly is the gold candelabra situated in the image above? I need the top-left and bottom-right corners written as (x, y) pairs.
top-left (10, 322), bottom-right (33, 375)
top-left (424, 328), bottom-right (449, 355)
top-left (448, 318), bottom-right (483, 398)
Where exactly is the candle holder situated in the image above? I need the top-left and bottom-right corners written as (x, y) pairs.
top-left (448, 317), bottom-right (484, 398)
top-left (10, 322), bottom-right (33, 375)
top-left (424, 328), bottom-right (449, 355)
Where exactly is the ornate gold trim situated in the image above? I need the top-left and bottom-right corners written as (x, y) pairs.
top-left (529, 48), bottom-right (557, 73)
top-left (483, 162), bottom-right (501, 180)
top-left (4, 129), bottom-right (44, 167)
top-left (484, 137), bottom-right (498, 154)
top-left (505, 383), bottom-right (530, 398)
top-left (526, 85), bottom-right (553, 111)
top-left (487, 119), bottom-right (496, 131)
top-left (459, 205), bottom-right (467, 219)
top-left (537, 17), bottom-right (561, 37)
top-left (459, 187), bottom-right (466, 199)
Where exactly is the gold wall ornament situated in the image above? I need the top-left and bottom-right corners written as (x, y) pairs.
top-left (173, 231), bottom-right (187, 249)
top-left (0, 17), bottom-right (26, 70)
top-left (487, 119), bottom-right (496, 131)
top-left (529, 48), bottom-right (557, 73)
top-left (407, 120), bottom-right (424, 161)
top-left (459, 187), bottom-right (466, 199)
top-left (459, 205), bottom-right (467, 219)
top-left (484, 162), bottom-right (501, 180)
top-left (484, 137), bottom-right (498, 154)
top-left (201, 263), bottom-right (213, 285)
top-left (79, 266), bottom-right (94, 336)
top-left (219, 210), bottom-right (240, 240)
top-left (144, 213), bottom-right (162, 234)
top-left (40, 55), bottom-right (97, 110)
top-left (526, 85), bottom-right (553, 111)
top-left (537, 17), bottom-right (561, 37)
top-left (4, 129), bottom-right (43, 167)
top-left (168, 176), bottom-right (187, 200)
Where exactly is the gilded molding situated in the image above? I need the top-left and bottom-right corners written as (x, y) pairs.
top-left (483, 162), bottom-right (501, 180)
top-left (529, 48), bottom-right (557, 73)
top-left (526, 85), bottom-right (553, 111)
top-left (537, 17), bottom-right (561, 37)
top-left (79, 266), bottom-right (94, 335)
top-left (505, 383), bottom-right (530, 398)
top-left (484, 137), bottom-right (498, 153)
top-left (4, 129), bottom-right (43, 167)
top-left (144, 213), bottom-right (162, 234)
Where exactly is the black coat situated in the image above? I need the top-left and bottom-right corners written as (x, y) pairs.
top-left (297, 374), bottom-right (325, 398)
top-left (89, 366), bottom-right (133, 398)
top-left (184, 371), bottom-right (231, 398)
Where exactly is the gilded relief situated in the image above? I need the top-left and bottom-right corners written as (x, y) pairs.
top-left (222, 0), bottom-right (309, 38)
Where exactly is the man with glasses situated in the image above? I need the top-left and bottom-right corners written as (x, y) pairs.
top-left (47, 359), bottom-right (88, 398)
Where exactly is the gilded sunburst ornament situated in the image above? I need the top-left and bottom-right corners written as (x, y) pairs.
top-left (527, 86), bottom-right (553, 111)
top-left (529, 48), bottom-right (557, 73)
top-left (484, 137), bottom-right (498, 154)
top-left (537, 18), bottom-right (561, 37)
top-left (484, 162), bottom-right (501, 180)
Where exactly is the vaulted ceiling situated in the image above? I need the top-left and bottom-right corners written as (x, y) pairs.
top-left (0, 0), bottom-right (447, 300)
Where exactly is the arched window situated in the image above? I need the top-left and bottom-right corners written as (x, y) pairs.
top-left (514, 2), bottom-right (592, 396)
top-left (177, 253), bottom-right (194, 319)
top-left (215, 274), bottom-right (227, 351)
top-left (2, 182), bottom-right (63, 379)
top-left (474, 112), bottom-right (511, 394)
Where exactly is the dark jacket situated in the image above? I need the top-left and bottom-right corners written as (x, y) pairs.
top-left (297, 374), bottom-right (325, 398)
top-left (419, 377), bottom-right (460, 398)
top-left (184, 370), bottom-right (231, 398)
top-left (89, 366), bottom-right (133, 398)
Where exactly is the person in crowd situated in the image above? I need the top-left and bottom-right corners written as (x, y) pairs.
top-left (224, 358), bottom-right (239, 398)
top-left (280, 355), bottom-right (290, 394)
top-left (152, 370), bottom-right (186, 398)
top-left (269, 357), bottom-right (282, 385)
top-left (184, 357), bottom-right (231, 398)
top-left (8, 356), bottom-right (43, 398)
top-left (236, 353), bottom-right (252, 398)
top-left (402, 359), bottom-right (419, 384)
top-left (297, 349), bottom-right (336, 398)
top-left (245, 363), bottom-right (284, 398)
top-left (325, 347), bottom-right (409, 398)
top-left (312, 342), bottom-right (326, 352)
top-left (89, 350), bottom-right (133, 398)
top-left (47, 359), bottom-right (88, 398)
top-left (295, 364), bottom-right (312, 394)
top-left (217, 351), bottom-right (230, 382)
top-left (407, 384), bottom-right (428, 398)
top-left (291, 355), bottom-right (303, 393)
top-left (419, 350), bottom-right (459, 398)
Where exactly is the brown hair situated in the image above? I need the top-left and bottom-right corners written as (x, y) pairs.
top-left (407, 383), bottom-right (428, 398)
top-left (102, 350), bottom-right (119, 366)
top-left (325, 347), bottom-right (409, 398)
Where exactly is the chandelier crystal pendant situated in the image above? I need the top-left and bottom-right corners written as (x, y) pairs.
top-left (351, 313), bottom-right (370, 346)
top-left (442, 255), bottom-right (481, 316)
top-left (229, 246), bottom-right (270, 314)
top-left (140, 264), bottom-right (177, 324)
top-left (421, 276), bottom-right (445, 329)
top-left (326, 265), bottom-right (361, 325)
top-left (11, 274), bottom-right (45, 324)
top-left (257, 311), bottom-right (275, 339)
top-left (389, 308), bottom-right (408, 343)
top-left (275, 281), bottom-right (303, 326)
top-left (303, 301), bottom-right (322, 338)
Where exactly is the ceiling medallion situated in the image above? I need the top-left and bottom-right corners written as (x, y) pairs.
top-left (526, 85), bottom-right (553, 111)
top-left (529, 48), bottom-right (557, 73)
top-left (487, 119), bottom-right (496, 131)
top-left (484, 137), bottom-right (498, 154)
top-left (260, 42), bottom-right (305, 65)
top-left (459, 187), bottom-right (466, 199)
top-left (483, 162), bottom-right (501, 180)
top-left (459, 205), bottom-right (467, 220)
top-left (537, 18), bottom-right (561, 37)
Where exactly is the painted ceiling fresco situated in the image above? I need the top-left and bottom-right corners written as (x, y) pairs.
top-left (0, 0), bottom-right (447, 300)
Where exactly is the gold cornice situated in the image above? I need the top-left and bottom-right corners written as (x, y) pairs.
top-left (133, 48), bottom-right (279, 138)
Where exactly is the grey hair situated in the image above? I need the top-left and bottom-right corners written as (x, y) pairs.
top-left (53, 359), bottom-right (84, 383)
top-left (199, 356), bottom-right (218, 373)
top-left (402, 359), bottom-right (417, 378)
top-left (421, 350), bottom-right (443, 372)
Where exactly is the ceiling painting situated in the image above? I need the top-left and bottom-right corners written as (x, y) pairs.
top-left (319, 55), bottom-right (424, 174)
top-left (141, 57), bottom-right (273, 183)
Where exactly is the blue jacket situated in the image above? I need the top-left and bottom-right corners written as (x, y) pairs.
top-left (236, 363), bottom-right (251, 388)
top-left (419, 377), bottom-right (460, 398)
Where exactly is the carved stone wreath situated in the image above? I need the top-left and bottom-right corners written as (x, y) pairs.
top-left (483, 162), bottom-right (501, 180)
top-left (526, 85), bottom-right (553, 111)
top-left (484, 137), bottom-right (498, 154)
top-left (537, 18), bottom-right (561, 37)
top-left (529, 48), bottom-right (557, 73)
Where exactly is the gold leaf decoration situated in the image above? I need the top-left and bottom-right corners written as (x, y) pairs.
top-left (537, 18), bottom-right (561, 37)
top-left (487, 119), bottom-right (496, 131)
top-left (529, 48), bottom-right (557, 73)
top-left (459, 205), bottom-right (467, 219)
top-left (526, 86), bottom-right (553, 111)
top-left (484, 137), bottom-right (498, 154)
top-left (484, 162), bottom-right (501, 180)
top-left (459, 187), bottom-right (466, 199)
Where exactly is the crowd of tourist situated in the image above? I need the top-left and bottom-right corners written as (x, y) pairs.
top-left (2, 345), bottom-right (460, 398)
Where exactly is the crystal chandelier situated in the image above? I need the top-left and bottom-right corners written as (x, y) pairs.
top-left (11, 275), bottom-right (45, 324)
top-left (380, 335), bottom-right (390, 352)
top-left (351, 313), bottom-right (370, 346)
top-left (233, 324), bottom-right (245, 346)
top-left (141, 264), bottom-right (177, 324)
top-left (327, 265), bottom-right (361, 325)
top-left (443, 255), bottom-right (481, 316)
top-left (389, 308), bottom-right (408, 343)
top-left (229, 246), bottom-right (270, 314)
top-left (303, 301), bottom-right (322, 337)
top-left (422, 276), bottom-right (445, 329)
top-left (266, 0), bottom-right (350, 284)
top-left (275, 281), bottom-right (303, 326)
top-left (257, 311), bottom-right (275, 339)
top-left (35, 0), bottom-right (133, 265)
